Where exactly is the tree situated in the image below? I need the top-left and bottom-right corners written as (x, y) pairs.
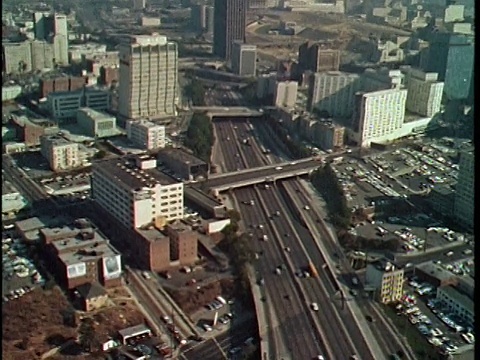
top-left (185, 78), bottom-right (205, 106)
top-left (226, 209), bottom-right (241, 224)
top-left (78, 318), bottom-right (98, 352)
top-left (184, 113), bottom-right (213, 161)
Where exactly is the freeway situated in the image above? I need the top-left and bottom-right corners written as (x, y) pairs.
top-left (234, 186), bottom-right (326, 359)
top-left (285, 179), bottom-right (416, 359)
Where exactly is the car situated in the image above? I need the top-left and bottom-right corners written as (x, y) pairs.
top-left (229, 347), bottom-right (242, 355)
top-left (366, 315), bottom-right (375, 322)
top-left (284, 246), bottom-right (291, 252)
top-left (275, 166), bottom-right (283, 170)
top-left (203, 324), bottom-right (213, 332)
top-left (311, 302), bottom-right (319, 311)
top-left (304, 205), bottom-right (310, 210)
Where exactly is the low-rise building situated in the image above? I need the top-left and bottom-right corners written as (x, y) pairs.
top-left (2, 181), bottom-right (29, 218)
top-left (365, 259), bottom-right (404, 304)
top-left (40, 75), bottom-right (87, 98)
top-left (126, 119), bottom-right (166, 150)
top-left (436, 285), bottom-right (474, 325)
top-left (166, 221), bottom-right (198, 266)
top-left (74, 282), bottom-right (109, 312)
top-left (157, 148), bottom-right (208, 180)
top-left (76, 108), bottom-right (117, 138)
top-left (48, 88), bottom-right (111, 121)
top-left (40, 135), bottom-right (80, 171)
top-left (2, 85), bottom-right (22, 102)
top-left (414, 262), bottom-right (459, 288)
top-left (427, 185), bottom-right (455, 217)
top-left (10, 114), bottom-right (59, 147)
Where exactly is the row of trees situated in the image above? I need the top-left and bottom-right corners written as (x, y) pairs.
top-left (183, 78), bottom-right (205, 106)
top-left (184, 113), bottom-right (214, 161)
top-left (265, 117), bottom-right (311, 159)
top-left (311, 164), bottom-right (351, 229)
top-left (219, 212), bottom-right (255, 306)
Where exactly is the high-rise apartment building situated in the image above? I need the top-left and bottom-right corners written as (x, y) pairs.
top-left (231, 41), bottom-right (257, 76)
top-left (308, 71), bottom-right (362, 118)
top-left (126, 119), bottom-right (166, 150)
top-left (298, 41), bottom-right (340, 73)
top-left (213, 0), bottom-right (247, 60)
top-left (91, 155), bottom-right (184, 229)
top-left (420, 32), bottom-right (474, 100)
top-left (33, 12), bottom-right (69, 65)
top-left (118, 34), bottom-right (178, 120)
top-left (353, 89), bottom-right (407, 147)
top-left (2, 42), bottom-right (32, 74)
top-left (403, 68), bottom-right (444, 117)
top-left (454, 149), bottom-right (474, 229)
top-left (40, 135), bottom-right (80, 171)
top-left (273, 81), bottom-right (298, 108)
top-left (366, 260), bottom-right (404, 304)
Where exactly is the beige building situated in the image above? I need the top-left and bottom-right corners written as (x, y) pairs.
top-left (403, 68), bottom-right (444, 117)
top-left (76, 108), bottom-right (118, 138)
top-left (273, 81), bottom-right (298, 108)
top-left (366, 260), bottom-right (404, 304)
top-left (454, 149), bottom-right (474, 229)
top-left (353, 89), bottom-right (407, 147)
top-left (30, 40), bottom-right (55, 70)
top-left (3, 42), bottom-right (33, 74)
top-left (308, 71), bottom-right (362, 118)
top-left (91, 155), bottom-right (184, 229)
top-left (118, 34), bottom-right (178, 120)
top-left (126, 119), bottom-right (166, 150)
top-left (40, 135), bottom-right (80, 171)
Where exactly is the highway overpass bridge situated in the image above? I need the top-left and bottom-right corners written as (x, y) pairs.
top-left (191, 106), bottom-right (264, 118)
top-left (195, 158), bottom-right (324, 193)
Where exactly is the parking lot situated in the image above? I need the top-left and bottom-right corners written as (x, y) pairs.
top-left (2, 228), bottom-right (44, 302)
top-left (395, 275), bottom-right (475, 358)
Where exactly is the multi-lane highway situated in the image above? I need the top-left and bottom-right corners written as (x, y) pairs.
top-left (212, 118), bottom-right (419, 359)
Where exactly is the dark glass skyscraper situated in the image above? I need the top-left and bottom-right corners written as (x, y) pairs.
top-left (213, 0), bottom-right (247, 60)
top-left (420, 32), bottom-right (474, 101)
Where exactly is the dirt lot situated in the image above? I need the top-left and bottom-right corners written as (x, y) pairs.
top-left (166, 278), bottom-right (235, 315)
top-left (2, 287), bottom-right (77, 359)
top-left (2, 286), bottom-right (146, 360)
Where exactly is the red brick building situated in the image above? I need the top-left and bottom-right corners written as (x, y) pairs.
top-left (40, 76), bottom-right (87, 98)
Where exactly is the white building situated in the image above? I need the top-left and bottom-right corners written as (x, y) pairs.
top-left (91, 155), bottom-right (184, 228)
top-left (403, 68), bottom-right (444, 117)
top-left (256, 73), bottom-right (277, 99)
top-left (140, 17), bottom-right (161, 27)
top-left (40, 135), bottom-right (80, 171)
top-left (48, 88), bottom-right (111, 120)
top-left (273, 81), bottom-right (298, 108)
top-left (2, 42), bottom-right (32, 74)
top-left (444, 5), bottom-right (464, 23)
top-left (353, 89), bottom-right (407, 147)
top-left (454, 149), bottom-right (474, 229)
top-left (76, 108), bottom-right (118, 138)
top-left (436, 285), bottom-right (473, 325)
top-left (33, 12), bottom-right (69, 65)
top-left (231, 42), bottom-right (257, 76)
top-left (68, 43), bottom-right (108, 63)
top-left (308, 71), bottom-right (362, 118)
top-left (118, 34), bottom-right (178, 120)
top-left (126, 119), bottom-right (166, 150)
top-left (365, 260), bottom-right (404, 304)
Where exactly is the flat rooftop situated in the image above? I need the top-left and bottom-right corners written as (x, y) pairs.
top-left (184, 186), bottom-right (223, 209)
top-left (135, 226), bottom-right (169, 243)
top-left (416, 261), bottom-right (457, 281)
top-left (52, 231), bottom-right (108, 254)
top-left (58, 241), bottom-right (117, 266)
top-left (370, 259), bottom-right (403, 273)
top-left (2, 181), bottom-right (18, 195)
top-left (158, 148), bottom-right (207, 167)
top-left (93, 155), bottom-right (180, 190)
top-left (40, 224), bottom-right (93, 240)
top-left (118, 324), bottom-right (152, 339)
top-left (15, 215), bottom-right (71, 233)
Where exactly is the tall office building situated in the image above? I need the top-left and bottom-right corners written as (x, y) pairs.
top-left (353, 89), bottom-right (407, 147)
top-left (366, 260), bottom-right (404, 304)
top-left (191, 5), bottom-right (215, 33)
top-left (454, 149), bottom-right (474, 229)
top-left (362, 68), bottom-right (405, 92)
top-left (231, 41), bottom-right (257, 76)
top-left (298, 41), bottom-right (340, 73)
top-left (213, 0), bottom-right (247, 60)
top-left (118, 34), bottom-right (178, 120)
top-left (91, 155), bottom-right (184, 229)
top-left (133, 0), bottom-right (146, 10)
top-left (307, 71), bottom-right (362, 118)
top-left (33, 12), bottom-right (69, 65)
top-left (403, 69), bottom-right (444, 117)
top-left (273, 81), bottom-right (298, 108)
top-left (420, 32), bottom-right (474, 100)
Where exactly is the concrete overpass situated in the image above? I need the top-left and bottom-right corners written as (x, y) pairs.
top-left (197, 158), bottom-right (323, 193)
top-left (191, 106), bottom-right (264, 119)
